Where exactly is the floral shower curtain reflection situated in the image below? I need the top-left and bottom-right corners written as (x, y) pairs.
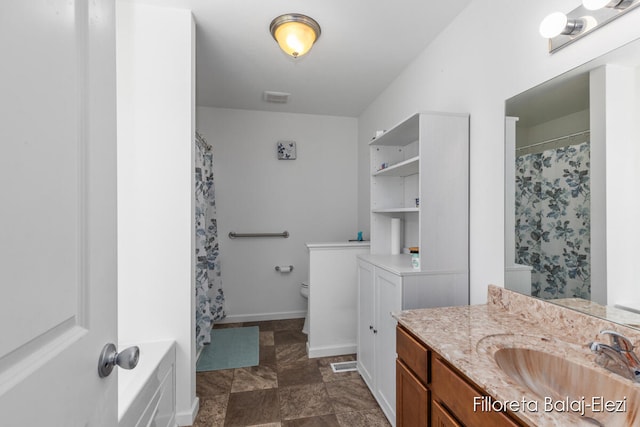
top-left (195, 131), bottom-right (225, 349)
top-left (515, 141), bottom-right (591, 300)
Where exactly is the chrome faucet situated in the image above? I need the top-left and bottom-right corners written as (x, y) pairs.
top-left (589, 330), bottom-right (640, 382)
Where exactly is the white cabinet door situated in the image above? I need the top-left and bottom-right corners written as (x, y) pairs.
top-left (0, 1), bottom-right (118, 425)
top-left (357, 260), bottom-right (376, 389)
top-left (375, 268), bottom-right (402, 424)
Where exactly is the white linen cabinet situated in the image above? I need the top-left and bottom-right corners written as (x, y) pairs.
top-left (357, 112), bottom-right (469, 425)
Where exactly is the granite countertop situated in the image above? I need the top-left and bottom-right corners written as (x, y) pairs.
top-left (393, 285), bottom-right (640, 427)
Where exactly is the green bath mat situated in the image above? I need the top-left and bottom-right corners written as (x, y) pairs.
top-left (196, 326), bottom-right (259, 372)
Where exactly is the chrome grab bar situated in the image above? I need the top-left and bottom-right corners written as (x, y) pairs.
top-left (228, 231), bottom-right (289, 239)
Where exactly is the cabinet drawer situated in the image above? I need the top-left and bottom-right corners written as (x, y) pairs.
top-left (431, 356), bottom-right (521, 427)
top-left (396, 326), bottom-right (428, 383)
top-left (432, 400), bottom-right (462, 427)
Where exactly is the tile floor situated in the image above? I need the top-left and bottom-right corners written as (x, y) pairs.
top-left (192, 318), bottom-right (391, 427)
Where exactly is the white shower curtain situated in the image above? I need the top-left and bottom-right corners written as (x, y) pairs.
top-left (195, 132), bottom-right (225, 348)
top-left (515, 141), bottom-right (591, 300)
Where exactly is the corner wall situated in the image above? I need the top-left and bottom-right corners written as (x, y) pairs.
top-left (357, 0), bottom-right (640, 304)
top-left (196, 107), bottom-right (358, 322)
top-left (116, 2), bottom-right (197, 424)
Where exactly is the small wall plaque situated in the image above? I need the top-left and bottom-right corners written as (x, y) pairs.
top-left (277, 141), bottom-right (296, 160)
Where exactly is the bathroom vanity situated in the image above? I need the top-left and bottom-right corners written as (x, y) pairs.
top-left (396, 325), bottom-right (520, 427)
top-left (394, 285), bottom-right (640, 426)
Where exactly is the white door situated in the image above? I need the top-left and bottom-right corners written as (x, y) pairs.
top-left (0, 1), bottom-right (118, 425)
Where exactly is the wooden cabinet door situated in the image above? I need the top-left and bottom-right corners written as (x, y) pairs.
top-left (396, 360), bottom-right (428, 427)
top-left (432, 400), bottom-right (462, 427)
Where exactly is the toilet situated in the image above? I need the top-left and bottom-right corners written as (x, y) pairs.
top-left (300, 282), bottom-right (309, 334)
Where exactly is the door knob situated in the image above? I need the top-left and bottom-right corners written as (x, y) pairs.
top-left (98, 343), bottom-right (140, 378)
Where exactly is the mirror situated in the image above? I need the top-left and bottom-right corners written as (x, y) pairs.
top-left (504, 37), bottom-right (640, 328)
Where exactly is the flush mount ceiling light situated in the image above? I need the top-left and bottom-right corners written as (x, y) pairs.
top-left (540, 0), bottom-right (640, 52)
top-left (270, 13), bottom-right (321, 59)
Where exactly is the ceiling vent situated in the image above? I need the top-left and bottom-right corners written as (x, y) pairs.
top-left (263, 91), bottom-right (290, 104)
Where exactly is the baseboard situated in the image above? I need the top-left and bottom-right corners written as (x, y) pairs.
top-left (217, 310), bottom-right (306, 324)
top-left (175, 396), bottom-right (199, 426)
top-left (307, 343), bottom-right (357, 358)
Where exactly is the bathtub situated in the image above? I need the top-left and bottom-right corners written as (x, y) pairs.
top-left (118, 340), bottom-right (176, 427)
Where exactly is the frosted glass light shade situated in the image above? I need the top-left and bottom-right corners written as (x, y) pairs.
top-left (270, 14), bottom-right (321, 58)
top-left (539, 12), bottom-right (569, 38)
top-left (274, 22), bottom-right (316, 57)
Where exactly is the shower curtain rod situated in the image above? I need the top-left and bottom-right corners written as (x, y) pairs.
top-left (516, 129), bottom-right (590, 152)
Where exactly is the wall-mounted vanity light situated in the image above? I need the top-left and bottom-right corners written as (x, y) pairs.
top-left (539, 12), bottom-right (585, 38)
top-left (540, 0), bottom-right (640, 52)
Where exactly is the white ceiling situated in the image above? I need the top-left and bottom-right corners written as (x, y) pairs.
top-left (124, 0), bottom-right (472, 117)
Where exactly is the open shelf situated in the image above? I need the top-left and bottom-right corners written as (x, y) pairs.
top-left (372, 156), bottom-right (419, 177)
top-left (369, 112), bottom-right (469, 273)
top-left (369, 114), bottom-right (419, 147)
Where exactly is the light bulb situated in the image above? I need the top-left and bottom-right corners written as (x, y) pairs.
top-left (539, 12), bottom-right (568, 38)
top-left (285, 34), bottom-right (304, 56)
top-left (582, 0), bottom-right (613, 10)
top-left (580, 15), bottom-right (598, 32)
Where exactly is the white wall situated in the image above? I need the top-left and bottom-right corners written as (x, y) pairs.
top-left (357, 0), bottom-right (640, 304)
top-left (597, 65), bottom-right (640, 307)
top-left (196, 107), bottom-right (358, 322)
top-left (116, 2), bottom-right (197, 425)
top-left (518, 109), bottom-right (589, 151)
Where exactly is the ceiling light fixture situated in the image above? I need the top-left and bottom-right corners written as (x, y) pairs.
top-left (540, 0), bottom-right (640, 52)
top-left (270, 13), bottom-right (321, 59)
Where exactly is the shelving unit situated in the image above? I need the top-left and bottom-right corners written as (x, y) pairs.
top-left (369, 112), bottom-right (469, 271)
top-left (359, 111), bottom-right (470, 426)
